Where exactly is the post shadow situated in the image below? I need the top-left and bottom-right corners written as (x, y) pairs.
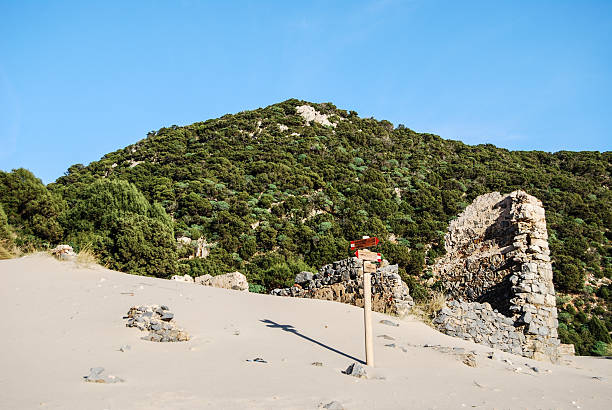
top-left (260, 319), bottom-right (364, 364)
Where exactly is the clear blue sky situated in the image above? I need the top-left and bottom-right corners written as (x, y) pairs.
top-left (1, 0), bottom-right (611, 184)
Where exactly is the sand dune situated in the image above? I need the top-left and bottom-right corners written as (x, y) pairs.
top-left (1, 254), bottom-right (610, 409)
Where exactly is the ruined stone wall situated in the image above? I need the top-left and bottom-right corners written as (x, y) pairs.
top-left (271, 257), bottom-right (414, 317)
top-left (432, 190), bottom-right (560, 361)
top-left (433, 301), bottom-right (527, 356)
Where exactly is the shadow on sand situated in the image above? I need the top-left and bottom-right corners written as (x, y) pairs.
top-left (260, 319), bottom-right (364, 364)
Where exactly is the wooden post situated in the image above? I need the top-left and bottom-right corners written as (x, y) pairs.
top-left (363, 260), bottom-right (375, 366)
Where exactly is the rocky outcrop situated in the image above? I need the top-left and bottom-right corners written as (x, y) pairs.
top-left (50, 245), bottom-right (76, 261)
top-left (172, 271), bottom-right (250, 292)
top-left (195, 271), bottom-right (249, 292)
top-left (271, 257), bottom-right (414, 317)
top-left (431, 190), bottom-right (560, 361)
top-left (296, 105), bottom-right (337, 128)
top-left (176, 236), bottom-right (214, 259)
top-left (171, 274), bottom-right (195, 283)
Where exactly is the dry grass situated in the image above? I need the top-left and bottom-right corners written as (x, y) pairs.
top-left (411, 291), bottom-right (447, 325)
top-left (0, 243), bottom-right (12, 260)
top-left (76, 244), bottom-right (99, 268)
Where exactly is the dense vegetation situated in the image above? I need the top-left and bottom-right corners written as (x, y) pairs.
top-left (1, 99), bottom-right (610, 354)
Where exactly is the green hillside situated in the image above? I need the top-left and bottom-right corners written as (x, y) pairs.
top-left (1, 99), bottom-right (610, 355)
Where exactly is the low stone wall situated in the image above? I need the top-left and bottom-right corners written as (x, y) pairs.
top-left (433, 301), bottom-right (526, 356)
top-left (271, 257), bottom-right (414, 317)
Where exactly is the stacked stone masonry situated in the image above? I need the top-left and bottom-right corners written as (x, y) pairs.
top-left (431, 190), bottom-right (560, 362)
top-left (271, 257), bottom-right (414, 317)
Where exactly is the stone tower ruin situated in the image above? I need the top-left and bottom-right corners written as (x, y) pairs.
top-left (431, 190), bottom-right (560, 361)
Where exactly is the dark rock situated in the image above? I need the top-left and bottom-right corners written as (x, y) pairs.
top-left (344, 362), bottom-right (367, 378)
top-left (295, 271), bottom-right (314, 284)
top-left (161, 312), bottom-right (174, 322)
top-left (322, 401), bottom-right (344, 410)
top-left (246, 357), bottom-right (267, 363)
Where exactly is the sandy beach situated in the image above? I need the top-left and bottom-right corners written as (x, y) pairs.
top-left (1, 254), bottom-right (610, 410)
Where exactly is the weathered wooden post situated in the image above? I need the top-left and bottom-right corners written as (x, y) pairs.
top-left (350, 236), bottom-right (381, 367)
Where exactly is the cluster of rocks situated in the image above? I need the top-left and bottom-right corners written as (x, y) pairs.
top-left (431, 190), bottom-right (560, 361)
top-left (433, 301), bottom-right (526, 356)
top-left (50, 244), bottom-right (76, 261)
top-left (271, 257), bottom-right (414, 317)
top-left (124, 304), bottom-right (189, 342)
top-left (171, 271), bottom-right (249, 292)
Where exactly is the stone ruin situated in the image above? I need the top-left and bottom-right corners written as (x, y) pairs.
top-left (124, 304), bottom-right (190, 342)
top-left (431, 190), bottom-right (560, 361)
top-left (271, 257), bottom-right (414, 317)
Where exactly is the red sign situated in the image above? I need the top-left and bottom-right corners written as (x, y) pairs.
top-left (355, 249), bottom-right (382, 262)
top-left (350, 237), bottom-right (379, 250)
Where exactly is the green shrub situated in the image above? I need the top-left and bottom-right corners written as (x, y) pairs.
top-left (0, 204), bottom-right (11, 242)
top-left (591, 341), bottom-right (612, 356)
top-left (0, 168), bottom-right (64, 243)
top-left (588, 316), bottom-right (611, 343)
top-left (63, 179), bottom-right (177, 277)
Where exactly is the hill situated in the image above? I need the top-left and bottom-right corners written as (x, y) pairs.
top-left (0, 99), bottom-right (610, 355)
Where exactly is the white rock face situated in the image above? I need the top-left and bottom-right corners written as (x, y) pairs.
top-left (50, 245), bottom-right (77, 261)
top-left (195, 271), bottom-right (249, 292)
top-left (171, 274), bottom-right (195, 283)
top-left (296, 105), bottom-right (337, 128)
top-left (176, 236), bottom-right (192, 246)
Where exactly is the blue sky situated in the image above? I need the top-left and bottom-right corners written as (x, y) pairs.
top-left (1, 0), bottom-right (611, 184)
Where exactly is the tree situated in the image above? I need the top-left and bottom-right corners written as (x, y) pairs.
top-left (63, 179), bottom-right (177, 277)
top-left (0, 168), bottom-right (64, 243)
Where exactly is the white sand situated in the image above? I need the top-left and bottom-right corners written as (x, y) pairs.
top-left (1, 254), bottom-right (610, 409)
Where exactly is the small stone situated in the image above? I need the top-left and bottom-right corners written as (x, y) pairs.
top-left (322, 401), bottom-right (344, 410)
top-left (147, 333), bottom-right (162, 342)
top-left (462, 354), bottom-right (477, 367)
top-left (379, 320), bottom-right (399, 327)
top-left (312, 362), bottom-right (323, 366)
top-left (344, 362), bottom-right (367, 378)
top-left (160, 312), bottom-right (174, 322)
top-left (84, 367), bottom-right (124, 383)
top-left (118, 345), bottom-right (131, 352)
top-left (377, 334), bottom-right (395, 340)
top-left (246, 357), bottom-right (267, 363)
top-left (85, 367), bottom-right (104, 382)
